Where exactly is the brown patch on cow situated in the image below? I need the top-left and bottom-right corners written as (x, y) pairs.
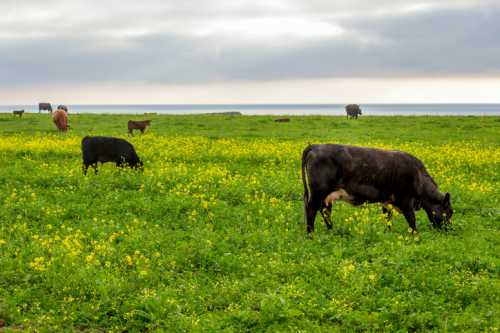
top-left (128, 120), bottom-right (151, 136)
top-left (324, 189), bottom-right (353, 206)
top-left (52, 109), bottom-right (69, 132)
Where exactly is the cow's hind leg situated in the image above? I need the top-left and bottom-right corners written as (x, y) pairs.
top-left (305, 199), bottom-right (320, 234)
top-left (83, 160), bottom-right (97, 175)
top-left (320, 204), bottom-right (332, 230)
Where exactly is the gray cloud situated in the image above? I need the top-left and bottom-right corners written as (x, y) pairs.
top-left (1, 0), bottom-right (499, 87)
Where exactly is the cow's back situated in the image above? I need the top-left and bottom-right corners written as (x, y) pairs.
top-left (83, 136), bottom-right (131, 161)
top-left (304, 144), bottom-right (426, 200)
top-left (53, 109), bottom-right (68, 131)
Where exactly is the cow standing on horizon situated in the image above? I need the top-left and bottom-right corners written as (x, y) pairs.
top-left (302, 144), bottom-right (452, 233)
top-left (345, 104), bottom-right (362, 119)
top-left (39, 103), bottom-right (52, 113)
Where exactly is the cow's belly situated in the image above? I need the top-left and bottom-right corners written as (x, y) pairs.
top-left (323, 187), bottom-right (394, 207)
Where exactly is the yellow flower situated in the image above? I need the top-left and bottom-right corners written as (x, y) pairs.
top-left (30, 257), bottom-right (48, 271)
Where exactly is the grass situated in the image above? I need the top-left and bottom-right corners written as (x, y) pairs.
top-left (0, 113), bottom-right (499, 332)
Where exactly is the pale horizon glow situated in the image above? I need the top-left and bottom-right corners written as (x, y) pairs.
top-left (2, 78), bottom-right (500, 105)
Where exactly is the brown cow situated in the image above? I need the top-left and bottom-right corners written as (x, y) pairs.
top-left (128, 120), bottom-right (151, 136)
top-left (52, 109), bottom-right (69, 132)
top-left (274, 118), bottom-right (290, 122)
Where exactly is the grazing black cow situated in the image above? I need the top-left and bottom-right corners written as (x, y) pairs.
top-left (39, 103), bottom-right (52, 113)
top-left (57, 105), bottom-right (68, 113)
top-left (302, 144), bottom-right (452, 233)
top-left (81, 136), bottom-right (143, 175)
top-left (345, 104), bottom-right (362, 119)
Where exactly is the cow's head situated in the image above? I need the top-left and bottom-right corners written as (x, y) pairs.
top-left (133, 159), bottom-right (144, 172)
top-left (424, 193), bottom-right (453, 228)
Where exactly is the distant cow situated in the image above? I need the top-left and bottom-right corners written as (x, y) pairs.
top-left (274, 118), bottom-right (290, 122)
top-left (39, 103), bottom-right (52, 113)
top-left (345, 104), bottom-right (362, 119)
top-left (81, 136), bottom-right (143, 175)
top-left (52, 109), bottom-right (69, 132)
top-left (128, 120), bottom-right (151, 136)
top-left (302, 144), bottom-right (452, 233)
top-left (57, 105), bottom-right (68, 113)
top-left (13, 110), bottom-right (24, 117)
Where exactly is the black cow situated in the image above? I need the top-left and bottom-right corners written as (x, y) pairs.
top-left (39, 103), bottom-right (52, 113)
top-left (81, 136), bottom-right (143, 175)
top-left (302, 144), bottom-right (452, 233)
top-left (57, 105), bottom-right (68, 113)
top-left (345, 104), bottom-right (362, 119)
top-left (13, 110), bottom-right (25, 117)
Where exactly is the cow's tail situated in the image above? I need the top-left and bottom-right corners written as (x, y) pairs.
top-left (302, 145), bottom-right (314, 204)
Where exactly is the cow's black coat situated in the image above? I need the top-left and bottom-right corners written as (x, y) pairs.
top-left (302, 144), bottom-right (452, 233)
top-left (81, 136), bottom-right (143, 174)
top-left (39, 103), bottom-right (52, 113)
top-left (345, 104), bottom-right (362, 119)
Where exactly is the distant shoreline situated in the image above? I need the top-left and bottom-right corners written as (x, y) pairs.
top-left (1, 103), bottom-right (500, 116)
top-left (2, 112), bottom-right (500, 117)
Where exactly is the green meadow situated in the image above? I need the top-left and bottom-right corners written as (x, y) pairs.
top-left (0, 113), bottom-right (499, 332)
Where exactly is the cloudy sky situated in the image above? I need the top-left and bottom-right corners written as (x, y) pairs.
top-left (1, 0), bottom-right (499, 104)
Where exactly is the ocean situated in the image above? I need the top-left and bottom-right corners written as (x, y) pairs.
top-left (2, 104), bottom-right (500, 116)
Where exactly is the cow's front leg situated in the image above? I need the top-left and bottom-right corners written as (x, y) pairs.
top-left (400, 198), bottom-right (417, 233)
top-left (382, 206), bottom-right (393, 220)
top-left (382, 206), bottom-right (393, 230)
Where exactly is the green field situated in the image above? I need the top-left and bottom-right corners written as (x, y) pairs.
top-left (0, 113), bottom-right (499, 332)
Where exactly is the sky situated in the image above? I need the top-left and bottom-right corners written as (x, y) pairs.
top-left (1, 0), bottom-right (499, 104)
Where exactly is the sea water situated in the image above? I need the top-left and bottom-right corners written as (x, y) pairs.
top-left (1, 104), bottom-right (500, 116)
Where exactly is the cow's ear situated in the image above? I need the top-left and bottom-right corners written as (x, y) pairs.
top-left (443, 193), bottom-right (451, 206)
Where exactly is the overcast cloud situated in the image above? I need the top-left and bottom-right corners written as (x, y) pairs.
top-left (1, 0), bottom-right (499, 101)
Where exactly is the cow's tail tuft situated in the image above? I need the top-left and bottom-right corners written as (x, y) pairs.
top-left (302, 145), bottom-right (313, 204)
